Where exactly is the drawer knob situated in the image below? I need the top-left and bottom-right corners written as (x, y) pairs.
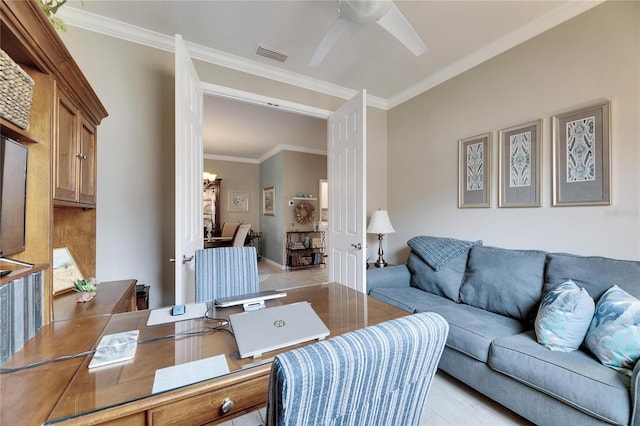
top-left (221, 397), bottom-right (234, 414)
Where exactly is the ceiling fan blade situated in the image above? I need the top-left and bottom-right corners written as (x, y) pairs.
top-left (377, 3), bottom-right (427, 56)
top-left (309, 17), bottom-right (352, 67)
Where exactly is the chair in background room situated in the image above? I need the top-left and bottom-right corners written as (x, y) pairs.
top-left (220, 222), bottom-right (240, 239)
top-left (232, 224), bottom-right (251, 247)
top-left (194, 246), bottom-right (259, 302)
top-left (266, 312), bottom-right (449, 426)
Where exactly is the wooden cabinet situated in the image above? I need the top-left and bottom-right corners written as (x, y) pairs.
top-left (1, 0), bottom-right (108, 326)
top-left (54, 86), bottom-right (97, 206)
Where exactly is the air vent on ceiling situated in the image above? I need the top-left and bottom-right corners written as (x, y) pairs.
top-left (256, 44), bottom-right (288, 63)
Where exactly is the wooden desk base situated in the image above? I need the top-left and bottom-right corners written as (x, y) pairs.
top-left (1, 283), bottom-right (408, 425)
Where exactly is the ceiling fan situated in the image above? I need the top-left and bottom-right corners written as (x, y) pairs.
top-left (309, 0), bottom-right (427, 66)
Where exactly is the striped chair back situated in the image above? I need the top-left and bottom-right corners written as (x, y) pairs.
top-left (266, 312), bottom-right (449, 426)
top-left (194, 246), bottom-right (259, 303)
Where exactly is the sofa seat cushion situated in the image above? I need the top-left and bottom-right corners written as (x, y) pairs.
top-left (460, 246), bottom-right (546, 321)
top-left (368, 287), bottom-right (427, 313)
top-left (489, 330), bottom-right (631, 425)
top-left (369, 287), bottom-right (528, 363)
top-left (419, 303), bottom-right (528, 363)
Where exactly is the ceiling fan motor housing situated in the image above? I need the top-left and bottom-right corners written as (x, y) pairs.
top-left (338, 0), bottom-right (393, 24)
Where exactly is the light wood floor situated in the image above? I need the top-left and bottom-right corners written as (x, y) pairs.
top-left (237, 260), bottom-right (531, 426)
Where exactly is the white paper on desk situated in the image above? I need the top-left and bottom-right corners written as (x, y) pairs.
top-left (152, 354), bottom-right (230, 394)
top-left (146, 303), bottom-right (208, 326)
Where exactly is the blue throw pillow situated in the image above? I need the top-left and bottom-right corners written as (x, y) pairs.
top-left (534, 280), bottom-right (595, 352)
top-left (585, 285), bottom-right (640, 376)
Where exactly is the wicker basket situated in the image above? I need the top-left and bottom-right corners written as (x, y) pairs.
top-left (0, 49), bottom-right (35, 130)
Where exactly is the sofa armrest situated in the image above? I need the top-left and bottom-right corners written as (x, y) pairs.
top-left (631, 360), bottom-right (640, 426)
top-left (366, 264), bottom-right (411, 293)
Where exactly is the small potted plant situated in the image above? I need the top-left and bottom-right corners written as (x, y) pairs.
top-left (73, 278), bottom-right (98, 303)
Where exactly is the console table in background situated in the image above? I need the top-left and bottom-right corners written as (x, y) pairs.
top-left (53, 279), bottom-right (137, 321)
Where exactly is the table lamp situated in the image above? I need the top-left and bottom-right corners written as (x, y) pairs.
top-left (367, 210), bottom-right (395, 268)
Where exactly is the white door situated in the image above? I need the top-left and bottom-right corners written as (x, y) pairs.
top-left (328, 91), bottom-right (366, 293)
top-left (174, 34), bottom-right (203, 305)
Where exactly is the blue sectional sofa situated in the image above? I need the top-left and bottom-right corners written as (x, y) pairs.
top-left (367, 237), bottom-right (639, 426)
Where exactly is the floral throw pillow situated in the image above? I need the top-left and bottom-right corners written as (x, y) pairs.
top-left (534, 280), bottom-right (595, 352)
top-left (585, 285), bottom-right (640, 376)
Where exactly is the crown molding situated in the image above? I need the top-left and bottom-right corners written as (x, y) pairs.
top-left (204, 144), bottom-right (327, 165)
top-left (59, 1), bottom-right (601, 112)
top-left (57, 7), bottom-right (388, 110)
top-left (386, 0), bottom-right (605, 109)
top-left (259, 144), bottom-right (327, 164)
top-left (203, 153), bottom-right (259, 164)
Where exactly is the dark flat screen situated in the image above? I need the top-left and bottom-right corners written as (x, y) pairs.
top-left (0, 136), bottom-right (28, 257)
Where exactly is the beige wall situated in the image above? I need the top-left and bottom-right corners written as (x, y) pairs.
top-left (387, 1), bottom-right (639, 263)
top-left (61, 26), bottom-right (388, 306)
top-left (203, 159), bottom-right (260, 230)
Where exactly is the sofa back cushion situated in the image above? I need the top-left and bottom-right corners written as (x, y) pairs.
top-left (407, 251), bottom-right (468, 302)
top-left (545, 252), bottom-right (640, 300)
top-left (460, 246), bottom-right (546, 320)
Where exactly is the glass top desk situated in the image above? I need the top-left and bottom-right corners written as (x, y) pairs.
top-left (12, 283), bottom-right (408, 425)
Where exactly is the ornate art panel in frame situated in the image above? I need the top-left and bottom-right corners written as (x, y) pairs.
top-left (552, 101), bottom-right (610, 206)
top-left (498, 120), bottom-right (542, 208)
top-left (458, 133), bottom-right (491, 208)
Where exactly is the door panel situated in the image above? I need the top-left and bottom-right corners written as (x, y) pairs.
top-left (328, 91), bottom-right (366, 293)
top-left (174, 34), bottom-right (203, 304)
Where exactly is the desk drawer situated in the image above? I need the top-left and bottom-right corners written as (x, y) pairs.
top-left (148, 375), bottom-right (269, 425)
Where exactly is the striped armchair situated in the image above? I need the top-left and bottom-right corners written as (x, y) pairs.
top-left (266, 312), bottom-right (449, 426)
top-left (194, 246), bottom-right (259, 302)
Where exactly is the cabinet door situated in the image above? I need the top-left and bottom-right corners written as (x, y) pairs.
top-left (78, 117), bottom-right (96, 205)
top-left (54, 89), bottom-right (79, 202)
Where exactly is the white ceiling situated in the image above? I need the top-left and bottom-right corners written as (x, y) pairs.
top-left (62, 0), bottom-right (601, 160)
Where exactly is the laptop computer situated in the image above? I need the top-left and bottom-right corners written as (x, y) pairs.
top-left (230, 302), bottom-right (330, 359)
top-left (214, 289), bottom-right (286, 310)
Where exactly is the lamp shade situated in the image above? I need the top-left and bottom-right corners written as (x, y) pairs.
top-left (367, 210), bottom-right (395, 234)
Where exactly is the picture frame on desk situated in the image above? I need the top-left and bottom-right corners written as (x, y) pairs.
top-left (52, 247), bottom-right (83, 294)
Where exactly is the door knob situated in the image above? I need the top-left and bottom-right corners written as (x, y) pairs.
top-left (169, 255), bottom-right (194, 264)
top-left (351, 243), bottom-right (362, 250)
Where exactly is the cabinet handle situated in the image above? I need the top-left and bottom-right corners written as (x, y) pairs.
top-left (220, 397), bottom-right (234, 414)
top-left (76, 153), bottom-right (87, 160)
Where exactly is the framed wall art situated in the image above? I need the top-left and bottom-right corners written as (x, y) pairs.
top-left (552, 101), bottom-right (610, 206)
top-left (228, 191), bottom-right (249, 212)
top-left (458, 133), bottom-right (491, 208)
top-left (498, 120), bottom-right (542, 208)
top-left (263, 186), bottom-right (275, 216)
top-left (52, 247), bottom-right (84, 294)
